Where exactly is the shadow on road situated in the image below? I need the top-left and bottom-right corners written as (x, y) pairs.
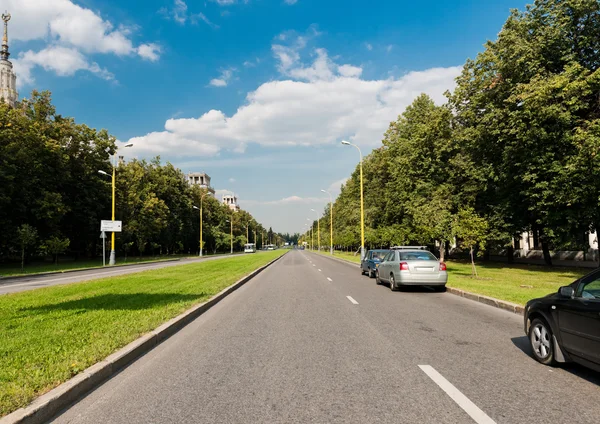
top-left (20, 293), bottom-right (205, 313)
top-left (511, 336), bottom-right (600, 386)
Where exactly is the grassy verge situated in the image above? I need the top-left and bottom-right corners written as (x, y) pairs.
top-left (446, 260), bottom-right (588, 305)
top-left (313, 250), bottom-right (588, 306)
top-left (0, 255), bottom-right (196, 278)
top-left (315, 250), bottom-right (361, 264)
top-left (0, 250), bottom-right (285, 416)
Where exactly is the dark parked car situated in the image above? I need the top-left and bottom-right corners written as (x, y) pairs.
top-left (524, 268), bottom-right (600, 371)
top-left (361, 249), bottom-right (390, 278)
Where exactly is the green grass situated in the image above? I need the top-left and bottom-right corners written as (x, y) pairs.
top-left (0, 255), bottom-right (196, 277)
top-left (314, 250), bottom-right (588, 306)
top-left (0, 250), bottom-right (285, 417)
top-left (446, 260), bottom-right (588, 305)
top-left (315, 250), bottom-right (361, 263)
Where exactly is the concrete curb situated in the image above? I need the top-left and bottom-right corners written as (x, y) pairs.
top-left (446, 287), bottom-right (525, 315)
top-left (0, 258), bottom-right (182, 282)
top-left (0, 252), bottom-right (288, 424)
top-left (311, 251), bottom-right (525, 316)
top-left (311, 252), bottom-right (360, 267)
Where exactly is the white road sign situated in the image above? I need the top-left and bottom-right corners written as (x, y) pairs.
top-left (101, 220), bottom-right (122, 232)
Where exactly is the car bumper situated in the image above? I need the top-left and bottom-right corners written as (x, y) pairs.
top-left (395, 272), bottom-right (448, 286)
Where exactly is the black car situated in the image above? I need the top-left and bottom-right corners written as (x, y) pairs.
top-left (524, 268), bottom-right (600, 371)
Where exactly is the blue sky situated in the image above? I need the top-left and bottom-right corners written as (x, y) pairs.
top-left (8, 0), bottom-right (526, 234)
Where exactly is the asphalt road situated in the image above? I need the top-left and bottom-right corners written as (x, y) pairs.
top-left (52, 250), bottom-right (600, 424)
top-left (0, 254), bottom-right (236, 295)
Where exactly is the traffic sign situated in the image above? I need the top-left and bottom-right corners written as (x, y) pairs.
top-left (101, 220), bottom-right (122, 232)
top-left (100, 231), bottom-right (106, 239)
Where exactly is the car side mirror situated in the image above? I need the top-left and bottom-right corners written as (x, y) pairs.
top-left (559, 286), bottom-right (574, 298)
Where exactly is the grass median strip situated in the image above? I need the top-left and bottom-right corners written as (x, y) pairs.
top-left (446, 260), bottom-right (588, 306)
top-left (314, 250), bottom-right (587, 306)
top-left (0, 250), bottom-right (285, 417)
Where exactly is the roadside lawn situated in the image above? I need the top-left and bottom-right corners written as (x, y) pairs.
top-left (446, 260), bottom-right (588, 306)
top-left (314, 250), bottom-right (589, 306)
top-left (0, 250), bottom-right (285, 417)
top-left (0, 255), bottom-right (194, 277)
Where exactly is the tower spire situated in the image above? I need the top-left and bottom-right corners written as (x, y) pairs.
top-left (1, 11), bottom-right (10, 61)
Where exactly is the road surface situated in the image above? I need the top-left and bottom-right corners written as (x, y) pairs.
top-left (0, 255), bottom-right (236, 295)
top-left (52, 250), bottom-right (600, 423)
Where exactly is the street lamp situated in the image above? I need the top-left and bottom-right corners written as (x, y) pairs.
top-left (226, 218), bottom-right (233, 254)
top-left (98, 143), bottom-right (133, 265)
top-left (306, 218), bottom-right (313, 250)
top-left (311, 209), bottom-right (320, 252)
top-left (341, 140), bottom-right (365, 260)
top-left (321, 189), bottom-right (334, 255)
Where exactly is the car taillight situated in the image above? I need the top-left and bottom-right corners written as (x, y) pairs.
top-left (439, 262), bottom-right (447, 271)
top-left (400, 262), bottom-right (409, 271)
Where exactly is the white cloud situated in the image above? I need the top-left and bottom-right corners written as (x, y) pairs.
top-left (284, 0), bottom-right (298, 4)
top-left (209, 68), bottom-right (235, 87)
top-left (128, 45), bottom-right (460, 158)
top-left (229, 177), bottom-right (236, 183)
top-left (243, 57), bottom-right (260, 67)
top-left (327, 178), bottom-right (348, 193)
top-left (338, 64), bottom-right (362, 78)
top-left (192, 13), bottom-right (219, 29)
top-left (365, 43), bottom-right (373, 51)
top-left (6, 0), bottom-right (160, 84)
top-left (14, 46), bottom-right (114, 86)
top-left (386, 44), bottom-right (393, 52)
top-left (244, 196), bottom-right (327, 206)
top-left (137, 43), bottom-right (161, 62)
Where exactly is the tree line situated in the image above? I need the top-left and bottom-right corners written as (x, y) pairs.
top-left (0, 92), bottom-right (281, 266)
top-left (306, 0), bottom-right (600, 266)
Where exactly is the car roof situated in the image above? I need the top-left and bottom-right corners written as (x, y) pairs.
top-left (369, 249), bottom-right (390, 252)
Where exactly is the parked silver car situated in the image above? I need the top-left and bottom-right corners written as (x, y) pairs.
top-left (375, 247), bottom-right (447, 291)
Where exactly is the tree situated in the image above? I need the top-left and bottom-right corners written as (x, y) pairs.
top-left (16, 224), bottom-right (37, 271)
top-left (453, 208), bottom-right (489, 277)
top-left (41, 236), bottom-right (70, 265)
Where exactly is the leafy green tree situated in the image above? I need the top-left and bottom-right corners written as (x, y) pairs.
top-left (41, 236), bottom-right (70, 265)
top-left (16, 224), bottom-right (37, 271)
top-left (453, 208), bottom-right (489, 277)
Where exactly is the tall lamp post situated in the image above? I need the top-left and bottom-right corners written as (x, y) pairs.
top-left (98, 143), bottom-right (133, 265)
top-left (341, 140), bottom-right (365, 260)
top-left (306, 218), bottom-right (313, 250)
top-left (311, 209), bottom-right (320, 251)
top-left (192, 190), bottom-right (209, 257)
top-left (226, 218), bottom-right (233, 254)
top-left (321, 189), bottom-right (334, 255)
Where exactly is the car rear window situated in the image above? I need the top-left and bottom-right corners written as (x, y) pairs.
top-left (399, 251), bottom-right (438, 261)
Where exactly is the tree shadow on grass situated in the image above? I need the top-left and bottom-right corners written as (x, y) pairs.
top-left (20, 293), bottom-right (206, 313)
top-left (511, 336), bottom-right (600, 386)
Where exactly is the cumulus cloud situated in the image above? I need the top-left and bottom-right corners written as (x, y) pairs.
top-left (209, 68), bottom-right (235, 87)
top-left (137, 43), bottom-right (162, 62)
top-left (14, 46), bottom-right (114, 86)
top-left (327, 178), bottom-right (349, 194)
top-left (7, 0), bottom-right (161, 85)
top-left (128, 48), bottom-right (460, 157)
top-left (244, 196), bottom-right (327, 206)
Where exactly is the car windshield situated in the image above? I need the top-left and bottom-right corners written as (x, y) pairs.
top-left (399, 251), bottom-right (438, 261)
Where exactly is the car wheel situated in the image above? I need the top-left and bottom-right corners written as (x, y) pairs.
top-left (361, 267), bottom-right (366, 276)
top-left (368, 268), bottom-right (374, 278)
top-left (375, 270), bottom-right (381, 285)
top-left (529, 318), bottom-right (555, 366)
top-left (389, 273), bottom-right (398, 291)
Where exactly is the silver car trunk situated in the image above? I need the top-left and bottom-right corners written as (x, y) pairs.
top-left (408, 260), bottom-right (438, 274)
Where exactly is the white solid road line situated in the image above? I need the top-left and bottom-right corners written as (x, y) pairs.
top-left (327, 277), bottom-right (333, 282)
top-left (418, 365), bottom-right (496, 424)
top-left (346, 296), bottom-right (359, 305)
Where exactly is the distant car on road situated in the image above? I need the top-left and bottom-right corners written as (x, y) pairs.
top-left (244, 243), bottom-right (256, 253)
top-left (361, 249), bottom-right (390, 278)
top-left (524, 269), bottom-right (600, 371)
top-left (375, 247), bottom-right (447, 291)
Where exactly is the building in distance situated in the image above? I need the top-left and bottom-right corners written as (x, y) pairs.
top-left (187, 172), bottom-right (215, 196)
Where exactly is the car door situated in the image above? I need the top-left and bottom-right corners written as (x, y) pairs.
top-left (363, 251), bottom-right (372, 271)
top-left (557, 272), bottom-right (600, 364)
top-left (379, 251), bottom-right (393, 282)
